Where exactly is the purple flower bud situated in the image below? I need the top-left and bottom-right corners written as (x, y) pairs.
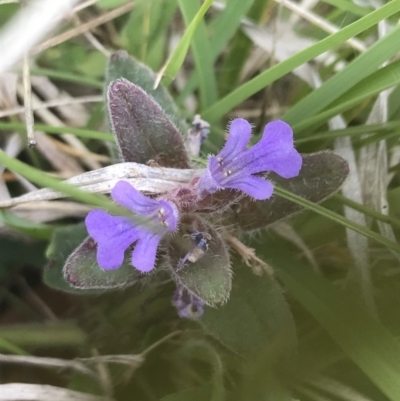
top-left (198, 118), bottom-right (302, 200)
top-left (172, 285), bottom-right (204, 320)
top-left (85, 181), bottom-right (179, 273)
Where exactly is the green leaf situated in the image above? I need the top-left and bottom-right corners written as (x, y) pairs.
top-left (157, 0), bottom-right (214, 85)
top-left (44, 223), bottom-right (144, 293)
top-left (105, 50), bottom-right (188, 135)
top-left (107, 79), bottom-right (190, 167)
top-left (168, 214), bottom-right (232, 306)
top-left (201, 1), bottom-right (400, 122)
top-left (221, 152), bottom-right (349, 231)
top-left (201, 264), bottom-right (297, 357)
top-left (266, 241), bottom-right (400, 401)
top-left (180, 340), bottom-right (225, 401)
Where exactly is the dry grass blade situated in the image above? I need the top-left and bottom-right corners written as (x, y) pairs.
top-left (0, 354), bottom-right (95, 377)
top-left (79, 354), bottom-right (145, 366)
top-left (309, 70), bottom-right (375, 314)
top-left (32, 2), bottom-right (134, 55)
top-left (0, 95), bottom-right (103, 118)
top-left (0, 384), bottom-right (113, 401)
top-left (22, 56), bottom-right (36, 147)
top-left (0, 163), bottom-right (200, 208)
top-left (73, 0), bottom-right (99, 13)
top-left (10, 201), bottom-right (91, 223)
top-left (274, 0), bottom-right (366, 52)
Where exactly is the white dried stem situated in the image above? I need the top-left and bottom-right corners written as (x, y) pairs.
top-left (73, 0), bottom-right (99, 13)
top-left (0, 354), bottom-right (95, 377)
top-left (72, 14), bottom-right (111, 57)
top-left (0, 0), bottom-right (81, 73)
top-left (22, 55), bottom-right (36, 147)
top-left (0, 163), bottom-right (201, 208)
top-left (0, 384), bottom-right (113, 401)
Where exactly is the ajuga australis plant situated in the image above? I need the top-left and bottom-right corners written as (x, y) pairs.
top-left (45, 51), bottom-right (349, 321)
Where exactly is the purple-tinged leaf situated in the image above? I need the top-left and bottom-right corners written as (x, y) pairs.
top-left (107, 79), bottom-right (190, 168)
top-left (106, 51), bottom-right (188, 135)
top-left (221, 152), bottom-right (349, 232)
top-left (63, 236), bottom-right (148, 291)
top-left (167, 214), bottom-right (231, 306)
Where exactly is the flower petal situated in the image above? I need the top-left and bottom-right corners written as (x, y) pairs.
top-left (218, 118), bottom-right (252, 161)
top-left (239, 120), bottom-right (302, 178)
top-left (198, 156), bottom-right (223, 193)
top-left (226, 175), bottom-right (274, 200)
top-left (131, 233), bottom-right (160, 272)
top-left (111, 180), bottom-right (159, 214)
top-left (85, 210), bottom-right (141, 270)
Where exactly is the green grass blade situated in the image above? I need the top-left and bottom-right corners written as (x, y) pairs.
top-left (296, 121), bottom-right (400, 144)
top-left (274, 187), bottom-right (400, 254)
top-left (335, 194), bottom-right (400, 229)
top-left (176, 0), bottom-right (254, 106)
top-left (293, 58), bottom-right (400, 133)
top-left (283, 23), bottom-right (400, 126)
top-left (270, 247), bottom-right (400, 401)
top-left (156, 0), bottom-right (214, 86)
top-left (0, 322), bottom-right (87, 348)
top-left (0, 150), bottom-right (115, 210)
top-left (208, 0), bottom-right (255, 60)
top-left (178, 0), bottom-right (217, 109)
top-left (0, 122), bottom-right (113, 141)
top-left (201, 1), bottom-right (400, 122)
top-left (0, 337), bottom-right (27, 355)
top-left (320, 0), bottom-right (371, 16)
top-left (30, 68), bottom-right (103, 89)
top-left (0, 209), bottom-right (54, 240)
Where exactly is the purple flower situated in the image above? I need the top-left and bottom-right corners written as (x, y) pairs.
top-left (198, 118), bottom-right (302, 200)
top-left (172, 285), bottom-right (204, 320)
top-left (85, 180), bottom-right (179, 273)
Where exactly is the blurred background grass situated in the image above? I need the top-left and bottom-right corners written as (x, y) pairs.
top-left (1, 0), bottom-right (400, 400)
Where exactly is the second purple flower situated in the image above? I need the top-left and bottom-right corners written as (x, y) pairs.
top-left (85, 181), bottom-right (179, 273)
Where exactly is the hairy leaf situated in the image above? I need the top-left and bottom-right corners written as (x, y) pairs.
top-left (44, 223), bottom-right (91, 293)
top-left (106, 50), bottom-right (189, 135)
top-left (63, 235), bottom-right (145, 291)
top-left (221, 152), bottom-right (349, 231)
top-left (44, 223), bottom-right (145, 293)
top-left (107, 79), bottom-right (190, 168)
top-left (167, 214), bottom-right (232, 306)
top-left (201, 264), bottom-right (297, 357)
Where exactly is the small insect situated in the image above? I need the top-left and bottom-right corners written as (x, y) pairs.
top-left (177, 228), bottom-right (212, 270)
